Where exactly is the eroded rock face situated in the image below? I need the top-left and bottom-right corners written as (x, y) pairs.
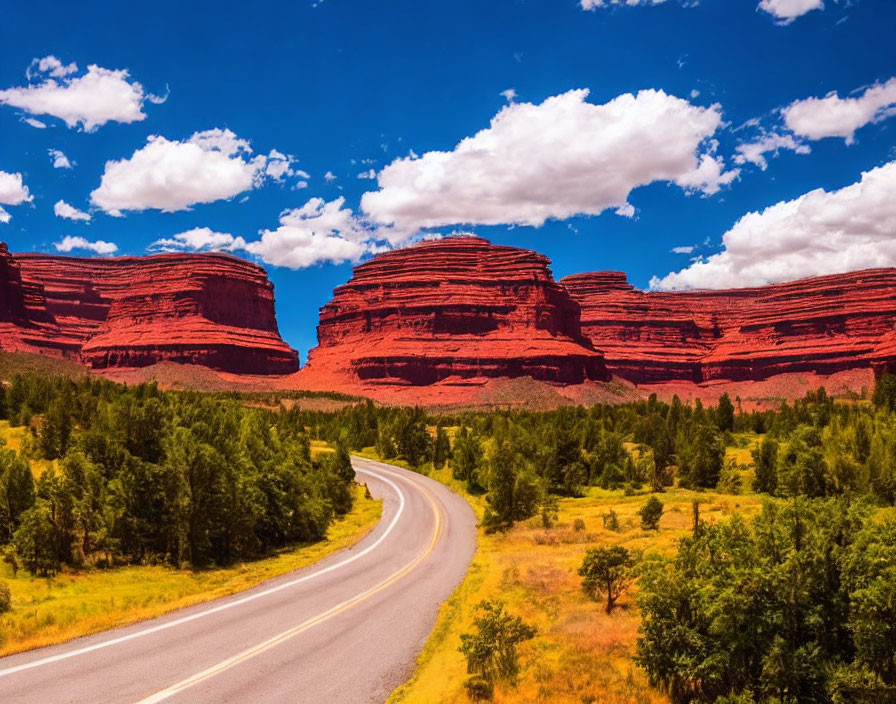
top-left (1, 246), bottom-right (298, 374)
top-left (304, 236), bottom-right (610, 385)
top-left (562, 269), bottom-right (896, 383)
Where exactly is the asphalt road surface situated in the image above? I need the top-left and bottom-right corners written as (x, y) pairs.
top-left (0, 457), bottom-right (477, 704)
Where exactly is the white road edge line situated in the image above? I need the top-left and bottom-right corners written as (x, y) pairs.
top-left (0, 463), bottom-right (405, 679)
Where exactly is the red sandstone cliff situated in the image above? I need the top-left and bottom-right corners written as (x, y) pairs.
top-left (301, 237), bottom-right (609, 386)
top-left (0, 246), bottom-right (298, 375)
top-left (562, 270), bottom-right (896, 384)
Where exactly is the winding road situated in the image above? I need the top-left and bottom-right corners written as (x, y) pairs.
top-left (0, 458), bottom-right (477, 704)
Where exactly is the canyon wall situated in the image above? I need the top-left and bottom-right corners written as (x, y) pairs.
top-left (0, 245), bottom-right (298, 374)
top-left (562, 269), bottom-right (896, 384)
top-left (302, 236), bottom-right (609, 386)
top-left (6, 236), bottom-right (896, 392)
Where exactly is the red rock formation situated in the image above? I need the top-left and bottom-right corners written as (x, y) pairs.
top-left (0, 246), bottom-right (298, 374)
top-left (562, 269), bottom-right (896, 383)
top-left (302, 236), bottom-right (609, 386)
top-left (0, 243), bottom-right (75, 356)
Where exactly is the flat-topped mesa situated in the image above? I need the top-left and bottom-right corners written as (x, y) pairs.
top-left (305, 236), bottom-right (609, 385)
top-left (561, 269), bottom-right (896, 383)
top-left (6, 248), bottom-right (298, 374)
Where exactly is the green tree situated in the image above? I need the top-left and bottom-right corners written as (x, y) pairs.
top-left (872, 373), bottom-right (896, 412)
top-left (717, 393), bottom-right (735, 433)
top-left (459, 600), bottom-right (537, 687)
top-left (579, 545), bottom-right (635, 613)
top-left (13, 500), bottom-right (60, 576)
top-left (751, 437), bottom-right (779, 495)
top-left (1, 450), bottom-right (35, 541)
top-left (452, 427), bottom-right (483, 490)
top-left (39, 397), bottom-right (72, 460)
top-left (432, 424), bottom-right (451, 470)
top-left (482, 441), bottom-right (540, 530)
top-left (544, 425), bottom-right (587, 496)
top-left (678, 423), bottom-right (725, 488)
top-left (639, 496), bottom-right (663, 531)
top-left (374, 426), bottom-right (397, 459)
top-left (395, 409), bottom-right (432, 468)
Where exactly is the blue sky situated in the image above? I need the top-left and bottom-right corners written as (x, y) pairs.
top-left (1, 0), bottom-right (895, 360)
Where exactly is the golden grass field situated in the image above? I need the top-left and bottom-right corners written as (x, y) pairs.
top-left (385, 443), bottom-right (765, 704)
top-left (0, 484), bottom-right (381, 656)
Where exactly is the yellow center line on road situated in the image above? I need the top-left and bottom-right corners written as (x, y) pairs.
top-left (134, 469), bottom-right (444, 704)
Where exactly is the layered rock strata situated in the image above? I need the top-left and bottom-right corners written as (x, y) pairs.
top-left (562, 269), bottom-right (896, 383)
top-left (304, 237), bottom-right (610, 385)
top-left (0, 246), bottom-right (298, 374)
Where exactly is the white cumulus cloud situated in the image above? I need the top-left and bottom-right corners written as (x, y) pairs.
top-left (581, 0), bottom-right (669, 7)
top-left (651, 160), bottom-right (896, 290)
top-left (671, 245), bottom-right (695, 254)
top-left (0, 171), bottom-right (32, 206)
top-left (758, 0), bottom-right (824, 23)
top-left (0, 206), bottom-right (10, 224)
top-left (245, 197), bottom-right (372, 268)
top-left (782, 77), bottom-right (896, 144)
top-left (148, 197), bottom-right (377, 269)
top-left (49, 148), bottom-right (73, 169)
top-left (28, 56), bottom-right (78, 79)
top-left (265, 149), bottom-right (295, 181)
top-left (0, 60), bottom-right (161, 131)
top-left (54, 235), bottom-right (117, 255)
top-left (90, 128), bottom-right (269, 214)
top-left (500, 88), bottom-right (517, 103)
top-left (149, 227), bottom-right (248, 253)
top-left (360, 89), bottom-right (738, 238)
top-left (734, 132), bottom-right (810, 170)
top-left (54, 200), bottom-right (91, 222)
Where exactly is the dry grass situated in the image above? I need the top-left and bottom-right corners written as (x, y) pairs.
top-left (0, 485), bottom-right (381, 655)
top-left (389, 465), bottom-right (763, 704)
top-left (0, 421), bottom-right (57, 478)
top-left (310, 439), bottom-right (336, 458)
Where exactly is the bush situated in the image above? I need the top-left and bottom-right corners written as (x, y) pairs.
top-left (573, 518), bottom-right (586, 532)
top-left (463, 675), bottom-right (494, 701)
top-left (601, 510), bottom-right (620, 532)
top-left (459, 600), bottom-right (537, 687)
top-left (0, 579), bottom-right (11, 613)
top-left (639, 496), bottom-right (663, 531)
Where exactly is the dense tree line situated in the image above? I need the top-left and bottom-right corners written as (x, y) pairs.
top-left (0, 375), bottom-right (354, 575)
top-left (285, 380), bottom-right (896, 535)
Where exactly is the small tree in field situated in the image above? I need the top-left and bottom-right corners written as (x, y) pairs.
top-left (579, 545), bottom-right (636, 613)
top-left (639, 496), bottom-right (664, 531)
top-left (459, 599), bottom-right (537, 693)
